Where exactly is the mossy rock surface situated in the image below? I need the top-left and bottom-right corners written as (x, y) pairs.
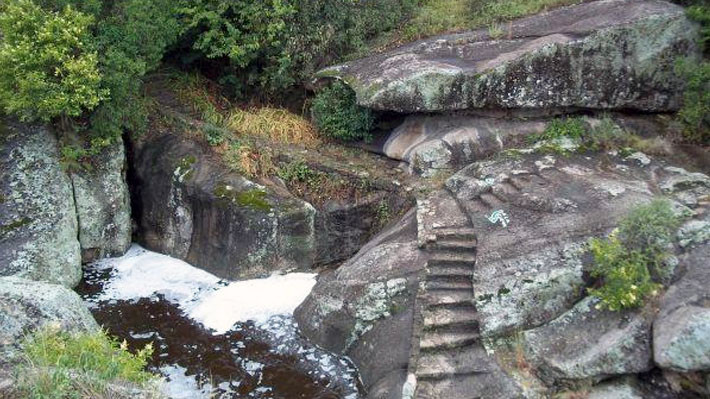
top-left (0, 119), bottom-right (81, 287)
top-left (317, 0), bottom-right (699, 113)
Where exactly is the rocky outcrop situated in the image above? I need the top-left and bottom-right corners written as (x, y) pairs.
top-left (0, 120), bottom-right (82, 287)
top-left (0, 276), bottom-right (99, 364)
top-left (446, 152), bottom-right (662, 338)
top-left (317, 0), bottom-right (699, 113)
top-left (295, 210), bottom-right (426, 398)
top-left (130, 132), bottom-right (317, 280)
top-left (523, 296), bottom-right (654, 384)
top-left (654, 239), bottom-right (710, 372)
top-left (70, 137), bottom-right (132, 263)
top-left (298, 146), bottom-right (710, 397)
top-left (130, 130), bottom-right (409, 279)
top-left (383, 115), bottom-right (546, 176)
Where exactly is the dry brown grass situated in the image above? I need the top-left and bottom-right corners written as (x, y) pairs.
top-left (226, 107), bottom-right (321, 147)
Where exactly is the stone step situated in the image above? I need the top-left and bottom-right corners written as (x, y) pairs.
top-left (416, 346), bottom-right (491, 380)
top-left (415, 374), bottom-right (494, 399)
top-left (419, 330), bottom-right (480, 352)
top-left (429, 238), bottom-right (477, 252)
top-left (423, 307), bottom-right (479, 331)
top-left (424, 290), bottom-right (473, 307)
top-left (479, 192), bottom-right (505, 208)
top-left (425, 277), bottom-right (471, 291)
top-left (426, 264), bottom-right (472, 278)
top-left (432, 227), bottom-right (477, 241)
top-left (428, 252), bottom-right (476, 267)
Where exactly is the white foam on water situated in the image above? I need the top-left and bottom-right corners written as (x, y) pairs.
top-left (92, 244), bottom-right (316, 333)
top-left (188, 273), bottom-right (317, 334)
top-left (159, 364), bottom-right (213, 399)
top-left (95, 245), bottom-right (220, 305)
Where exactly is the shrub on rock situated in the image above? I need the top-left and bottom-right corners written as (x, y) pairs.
top-left (311, 81), bottom-right (373, 142)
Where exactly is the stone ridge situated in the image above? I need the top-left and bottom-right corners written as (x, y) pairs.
top-left (316, 0), bottom-right (697, 113)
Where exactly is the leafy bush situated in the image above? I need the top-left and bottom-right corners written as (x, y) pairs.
top-left (203, 123), bottom-right (226, 146)
top-left (588, 199), bottom-right (680, 310)
top-left (588, 235), bottom-right (660, 311)
top-left (534, 117), bottom-right (587, 142)
top-left (277, 160), bottom-right (317, 183)
top-left (0, 0), bottom-right (106, 122)
top-left (178, 0), bottom-right (416, 97)
top-left (15, 326), bottom-right (158, 399)
top-left (311, 81), bottom-right (374, 141)
top-left (673, 5), bottom-right (709, 144)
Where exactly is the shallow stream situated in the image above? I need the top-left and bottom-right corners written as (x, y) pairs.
top-left (77, 245), bottom-right (361, 399)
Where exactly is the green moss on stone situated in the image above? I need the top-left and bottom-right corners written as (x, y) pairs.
top-left (214, 183), bottom-right (271, 212)
top-left (1, 217), bottom-right (32, 236)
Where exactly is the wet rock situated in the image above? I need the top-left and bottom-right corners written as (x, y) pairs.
top-left (294, 209), bottom-right (427, 397)
top-left (0, 120), bottom-right (81, 287)
top-left (129, 132), bottom-right (317, 280)
top-left (70, 136), bottom-right (131, 263)
top-left (318, 0), bottom-right (699, 113)
top-left (0, 276), bottom-right (98, 364)
top-left (654, 242), bottom-right (710, 372)
top-left (523, 296), bottom-right (654, 384)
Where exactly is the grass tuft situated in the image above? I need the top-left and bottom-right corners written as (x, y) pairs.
top-left (14, 326), bottom-right (160, 399)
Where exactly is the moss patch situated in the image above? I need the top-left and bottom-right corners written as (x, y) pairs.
top-left (214, 184), bottom-right (271, 212)
top-left (1, 217), bottom-right (31, 236)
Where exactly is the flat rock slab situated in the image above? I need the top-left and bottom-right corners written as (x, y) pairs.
top-left (445, 151), bottom-right (710, 338)
top-left (317, 0), bottom-right (698, 113)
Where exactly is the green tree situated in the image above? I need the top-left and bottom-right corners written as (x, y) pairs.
top-left (0, 0), bottom-right (106, 122)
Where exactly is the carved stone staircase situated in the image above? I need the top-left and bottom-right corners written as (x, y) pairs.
top-left (405, 191), bottom-right (495, 399)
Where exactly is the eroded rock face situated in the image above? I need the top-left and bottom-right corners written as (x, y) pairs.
top-left (654, 240), bottom-right (710, 372)
top-left (130, 132), bottom-right (318, 280)
top-left (523, 296), bottom-right (654, 384)
top-left (317, 0), bottom-right (698, 113)
top-left (294, 210), bottom-right (427, 398)
top-left (383, 115), bottom-right (546, 176)
top-left (0, 276), bottom-right (99, 364)
top-left (446, 152), bottom-right (659, 338)
top-left (0, 120), bottom-right (81, 287)
top-left (70, 137), bottom-right (132, 263)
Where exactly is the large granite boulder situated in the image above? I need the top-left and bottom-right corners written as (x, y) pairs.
top-left (446, 152), bottom-right (663, 338)
top-left (129, 132), bottom-right (317, 280)
top-left (0, 120), bottom-right (81, 287)
top-left (130, 130), bottom-right (409, 279)
top-left (0, 276), bottom-right (99, 364)
top-left (654, 239), bottom-right (710, 372)
top-left (70, 136), bottom-right (132, 263)
top-left (294, 210), bottom-right (427, 399)
top-left (317, 0), bottom-right (699, 113)
top-left (523, 296), bottom-right (654, 384)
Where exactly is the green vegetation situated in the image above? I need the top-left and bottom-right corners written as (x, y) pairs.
top-left (531, 117), bottom-right (587, 143)
top-left (380, 0), bottom-right (581, 46)
top-left (673, 5), bottom-right (709, 144)
top-left (179, 0), bottom-right (416, 97)
top-left (214, 184), bottom-right (271, 212)
top-left (0, 0), bottom-right (106, 123)
top-left (14, 327), bottom-right (158, 399)
top-left (311, 81), bottom-right (374, 142)
top-left (588, 199), bottom-right (681, 311)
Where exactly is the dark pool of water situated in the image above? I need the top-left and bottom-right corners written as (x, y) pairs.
top-left (77, 266), bottom-right (361, 399)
